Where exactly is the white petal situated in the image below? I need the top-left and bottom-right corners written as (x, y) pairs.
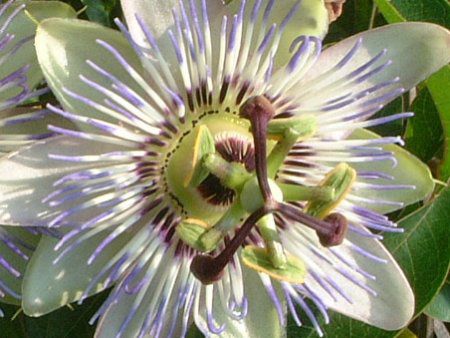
top-left (0, 107), bottom-right (74, 154)
top-left (281, 224), bottom-right (414, 330)
top-left (0, 136), bottom-right (125, 226)
top-left (282, 128), bottom-right (435, 214)
top-left (348, 128), bottom-right (434, 214)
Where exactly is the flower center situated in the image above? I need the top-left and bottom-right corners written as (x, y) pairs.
top-left (165, 109), bottom-right (252, 222)
top-left (164, 97), bottom-right (354, 285)
top-left (187, 96), bottom-right (353, 285)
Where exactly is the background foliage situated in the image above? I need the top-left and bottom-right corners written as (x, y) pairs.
top-left (0, 0), bottom-right (449, 337)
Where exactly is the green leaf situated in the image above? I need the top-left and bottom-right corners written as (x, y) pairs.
top-left (81, 0), bottom-right (121, 27)
top-left (397, 328), bottom-right (418, 338)
top-left (426, 68), bottom-right (450, 181)
top-left (383, 187), bottom-right (450, 315)
top-left (186, 325), bottom-right (205, 338)
top-left (425, 281), bottom-right (450, 322)
top-left (374, 0), bottom-right (450, 27)
top-left (288, 185), bottom-right (450, 337)
top-left (405, 88), bottom-right (444, 164)
top-left (324, 0), bottom-right (374, 43)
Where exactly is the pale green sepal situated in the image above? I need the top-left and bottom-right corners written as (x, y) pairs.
top-left (0, 226), bottom-right (38, 305)
top-left (122, 0), bottom-right (327, 71)
top-left (95, 279), bottom-right (187, 338)
top-left (121, 0), bottom-right (178, 40)
top-left (241, 246), bottom-right (306, 284)
top-left (349, 128), bottom-right (435, 214)
top-left (120, 0), bottom-right (228, 77)
top-left (22, 229), bottom-right (132, 316)
top-left (0, 1), bottom-right (76, 103)
top-left (22, 2), bottom-right (76, 23)
top-left (35, 18), bottom-right (145, 124)
top-left (96, 264), bottom-right (285, 338)
top-left (194, 266), bottom-right (285, 338)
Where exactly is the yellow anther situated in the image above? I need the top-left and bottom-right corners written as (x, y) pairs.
top-left (241, 246), bottom-right (306, 284)
top-left (306, 163), bottom-right (356, 219)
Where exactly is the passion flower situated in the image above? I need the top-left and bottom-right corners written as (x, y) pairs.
top-left (0, 0), bottom-right (448, 337)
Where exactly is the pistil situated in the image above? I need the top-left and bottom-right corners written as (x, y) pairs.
top-left (190, 206), bottom-right (270, 284)
top-left (239, 95), bottom-right (275, 204)
top-left (278, 203), bottom-right (348, 247)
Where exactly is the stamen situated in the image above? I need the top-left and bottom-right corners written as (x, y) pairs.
top-left (266, 115), bottom-right (317, 177)
top-left (257, 214), bottom-right (287, 268)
